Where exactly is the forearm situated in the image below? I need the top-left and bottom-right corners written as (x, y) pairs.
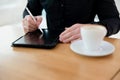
top-left (94, 0), bottom-right (120, 36)
top-left (92, 18), bottom-right (120, 36)
top-left (99, 18), bottom-right (120, 36)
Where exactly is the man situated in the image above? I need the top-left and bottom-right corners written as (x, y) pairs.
top-left (23, 0), bottom-right (120, 43)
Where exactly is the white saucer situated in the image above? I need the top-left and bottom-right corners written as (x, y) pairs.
top-left (70, 40), bottom-right (115, 57)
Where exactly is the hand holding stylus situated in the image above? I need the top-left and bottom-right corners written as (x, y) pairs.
top-left (22, 7), bottom-right (43, 33)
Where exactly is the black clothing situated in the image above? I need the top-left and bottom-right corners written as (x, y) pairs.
top-left (23, 0), bottom-right (120, 36)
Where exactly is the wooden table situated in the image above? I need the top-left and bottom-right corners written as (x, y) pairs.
top-left (0, 25), bottom-right (120, 80)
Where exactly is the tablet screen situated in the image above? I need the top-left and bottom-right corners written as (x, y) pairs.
top-left (12, 29), bottom-right (62, 49)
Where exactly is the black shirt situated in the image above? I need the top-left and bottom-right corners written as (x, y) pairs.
top-left (23, 0), bottom-right (120, 36)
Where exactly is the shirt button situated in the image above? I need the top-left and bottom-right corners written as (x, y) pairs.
top-left (61, 4), bottom-right (64, 7)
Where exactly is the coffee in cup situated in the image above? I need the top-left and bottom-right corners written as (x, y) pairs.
top-left (81, 24), bottom-right (107, 51)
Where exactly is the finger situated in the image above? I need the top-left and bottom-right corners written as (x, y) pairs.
top-left (23, 19), bottom-right (37, 32)
top-left (60, 29), bottom-right (74, 41)
top-left (59, 28), bottom-right (80, 42)
top-left (27, 24), bottom-right (38, 32)
top-left (22, 15), bottom-right (37, 32)
top-left (35, 16), bottom-right (43, 26)
top-left (60, 24), bottom-right (81, 36)
top-left (22, 16), bottom-right (28, 26)
top-left (26, 16), bottom-right (37, 27)
top-left (22, 19), bottom-right (25, 27)
top-left (22, 18), bottom-right (29, 32)
top-left (23, 25), bottom-right (29, 33)
top-left (59, 24), bottom-right (81, 40)
top-left (25, 15), bottom-right (39, 31)
top-left (62, 34), bottom-right (81, 43)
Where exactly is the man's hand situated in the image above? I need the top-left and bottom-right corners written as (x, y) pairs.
top-left (59, 23), bottom-right (83, 43)
top-left (22, 15), bottom-right (42, 33)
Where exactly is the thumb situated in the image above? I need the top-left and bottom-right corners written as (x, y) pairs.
top-left (35, 16), bottom-right (43, 26)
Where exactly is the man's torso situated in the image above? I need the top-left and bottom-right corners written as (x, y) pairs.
top-left (40, 0), bottom-right (96, 30)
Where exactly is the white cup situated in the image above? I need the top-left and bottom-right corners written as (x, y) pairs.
top-left (81, 24), bottom-right (107, 51)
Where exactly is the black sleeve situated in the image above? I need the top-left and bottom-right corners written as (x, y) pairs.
top-left (94, 0), bottom-right (120, 36)
top-left (23, 0), bottom-right (43, 18)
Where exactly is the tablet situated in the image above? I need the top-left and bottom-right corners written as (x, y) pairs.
top-left (12, 29), bottom-right (62, 49)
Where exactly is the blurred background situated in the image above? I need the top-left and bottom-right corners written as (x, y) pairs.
top-left (0, 0), bottom-right (27, 25)
top-left (0, 0), bottom-right (120, 38)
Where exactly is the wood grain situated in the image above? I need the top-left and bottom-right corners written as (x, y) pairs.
top-left (0, 25), bottom-right (120, 80)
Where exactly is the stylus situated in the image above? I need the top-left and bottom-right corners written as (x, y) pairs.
top-left (25, 7), bottom-right (44, 34)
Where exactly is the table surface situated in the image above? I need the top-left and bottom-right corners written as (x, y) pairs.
top-left (0, 25), bottom-right (120, 80)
